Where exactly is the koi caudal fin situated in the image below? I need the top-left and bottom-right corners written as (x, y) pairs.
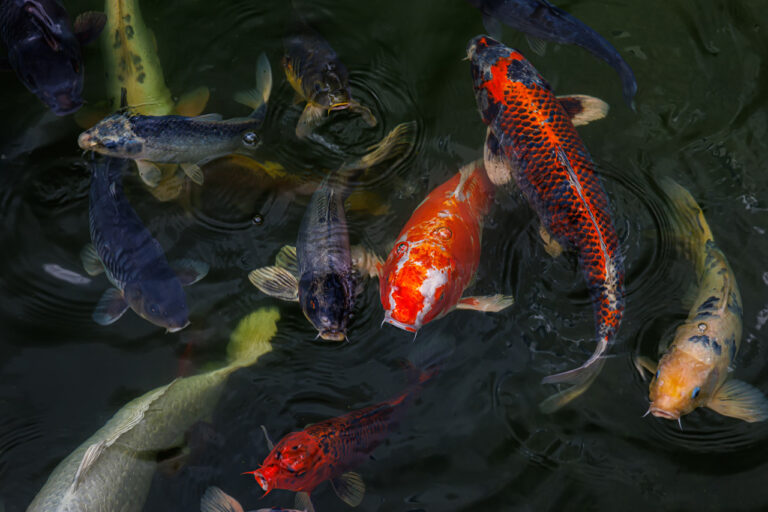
top-left (234, 53), bottom-right (273, 120)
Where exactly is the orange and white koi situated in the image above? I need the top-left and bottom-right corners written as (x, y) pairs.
top-left (379, 160), bottom-right (514, 333)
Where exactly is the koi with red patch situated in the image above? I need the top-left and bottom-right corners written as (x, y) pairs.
top-left (245, 369), bottom-right (432, 511)
top-left (379, 160), bottom-right (514, 333)
top-left (467, 35), bottom-right (624, 411)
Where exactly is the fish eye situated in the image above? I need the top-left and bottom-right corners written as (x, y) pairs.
top-left (655, 370), bottom-right (660, 379)
top-left (691, 386), bottom-right (701, 399)
top-left (396, 242), bottom-right (407, 254)
top-left (242, 132), bottom-right (259, 147)
top-left (309, 300), bottom-right (316, 310)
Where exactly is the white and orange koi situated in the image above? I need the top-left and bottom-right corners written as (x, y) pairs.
top-left (379, 160), bottom-right (514, 333)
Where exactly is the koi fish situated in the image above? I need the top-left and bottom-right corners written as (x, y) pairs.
top-left (80, 157), bottom-right (208, 331)
top-left (379, 159), bottom-right (514, 333)
top-left (284, 25), bottom-right (376, 138)
top-left (249, 122), bottom-right (415, 341)
top-left (635, 180), bottom-right (768, 423)
top-left (201, 486), bottom-right (306, 512)
top-left (0, 0), bottom-right (105, 114)
top-left (467, 0), bottom-right (637, 108)
top-left (468, 35), bottom-right (623, 412)
top-left (27, 308), bottom-right (280, 512)
top-left (244, 366), bottom-right (433, 511)
top-left (77, 53), bottom-right (272, 187)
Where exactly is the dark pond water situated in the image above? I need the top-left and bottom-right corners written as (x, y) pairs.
top-left (3, 0), bottom-right (768, 510)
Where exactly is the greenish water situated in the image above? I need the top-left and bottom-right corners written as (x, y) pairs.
top-left (2, 0), bottom-right (768, 511)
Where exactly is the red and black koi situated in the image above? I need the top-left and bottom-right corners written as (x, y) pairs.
top-left (245, 368), bottom-right (433, 510)
top-left (468, 35), bottom-right (624, 411)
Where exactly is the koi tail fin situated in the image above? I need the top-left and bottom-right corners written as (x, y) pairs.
top-left (226, 307), bottom-right (280, 368)
top-left (234, 53), bottom-right (273, 122)
top-left (660, 178), bottom-right (715, 274)
top-left (337, 121), bottom-right (416, 177)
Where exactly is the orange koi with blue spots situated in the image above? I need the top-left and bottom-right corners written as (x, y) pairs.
top-left (468, 35), bottom-right (624, 411)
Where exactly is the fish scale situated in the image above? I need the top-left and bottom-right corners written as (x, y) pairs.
top-left (469, 36), bottom-right (624, 392)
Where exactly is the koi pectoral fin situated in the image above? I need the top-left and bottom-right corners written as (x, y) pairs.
top-left (295, 491), bottom-right (316, 512)
top-left (275, 245), bottom-right (299, 277)
top-left (556, 94), bottom-right (609, 126)
top-left (456, 294), bottom-right (514, 312)
top-left (248, 266), bottom-right (299, 302)
top-left (350, 245), bottom-right (383, 279)
top-left (348, 100), bottom-right (377, 127)
top-left (483, 128), bottom-right (518, 186)
top-left (634, 356), bottom-right (657, 381)
top-left (707, 379), bottom-right (768, 423)
top-left (295, 104), bottom-right (326, 138)
top-left (260, 425), bottom-right (275, 450)
top-left (80, 243), bottom-right (104, 276)
top-left (200, 486), bottom-right (244, 512)
top-left (539, 224), bottom-right (564, 258)
top-left (172, 259), bottom-right (209, 286)
top-left (541, 337), bottom-right (609, 386)
top-left (180, 162), bottom-right (204, 185)
top-left (525, 35), bottom-right (547, 57)
top-left (331, 472), bottom-right (365, 507)
top-left (174, 86), bottom-right (210, 117)
top-left (93, 288), bottom-right (129, 325)
top-left (136, 160), bottom-right (162, 188)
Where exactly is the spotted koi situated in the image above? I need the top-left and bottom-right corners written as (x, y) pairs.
top-left (467, 35), bottom-right (624, 411)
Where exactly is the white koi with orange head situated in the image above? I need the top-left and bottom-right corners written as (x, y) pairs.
top-left (379, 160), bottom-right (513, 333)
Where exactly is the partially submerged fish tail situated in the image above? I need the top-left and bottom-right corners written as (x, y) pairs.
top-left (226, 307), bottom-right (280, 367)
top-left (660, 178), bottom-right (715, 274)
top-left (337, 121), bottom-right (417, 175)
top-left (234, 53), bottom-right (273, 121)
top-left (200, 486), bottom-right (245, 512)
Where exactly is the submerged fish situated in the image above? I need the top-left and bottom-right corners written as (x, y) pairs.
top-left (77, 53), bottom-right (272, 187)
top-left (27, 307), bottom-right (281, 512)
top-left (380, 159), bottom-right (514, 333)
top-left (201, 486), bottom-right (306, 512)
top-left (635, 180), bottom-right (768, 423)
top-left (100, 0), bottom-right (208, 117)
top-left (244, 365), bottom-right (433, 511)
top-left (467, 0), bottom-right (637, 108)
top-left (249, 122), bottom-right (415, 341)
top-left (468, 36), bottom-right (624, 412)
top-left (284, 25), bottom-right (376, 138)
top-left (80, 156), bottom-right (208, 331)
top-left (0, 0), bottom-right (105, 114)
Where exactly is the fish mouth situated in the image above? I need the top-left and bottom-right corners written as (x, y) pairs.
top-left (166, 321), bottom-right (191, 334)
top-left (254, 471), bottom-right (269, 492)
top-left (318, 330), bottom-right (346, 342)
top-left (650, 407), bottom-right (679, 420)
top-left (382, 315), bottom-right (419, 333)
top-left (328, 102), bottom-right (350, 112)
top-left (77, 132), bottom-right (97, 150)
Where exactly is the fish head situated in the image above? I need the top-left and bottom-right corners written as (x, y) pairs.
top-left (124, 279), bottom-right (190, 332)
top-left (380, 231), bottom-right (457, 332)
top-left (299, 272), bottom-right (355, 341)
top-left (308, 63), bottom-right (351, 112)
top-left (251, 432), bottom-right (322, 492)
top-left (648, 344), bottom-right (718, 420)
top-left (467, 35), bottom-right (547, 126)
top-left (9, 14), bottom-right (83, 115)
top-left (77, 114), bottom-right (145, 156)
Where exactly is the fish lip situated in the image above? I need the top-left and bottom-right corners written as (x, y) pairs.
top-left (318, 330), bottom-right (346, 342)
top-left (254, 471), bottom-right (269, 492)
top-left (77, 132), bottom-right (97, 150)
top-left (166, 321), bottom-right (191, 334)
top-left (382, 315), bottom-right (419, 333)
top-left (328, 102), bottom-right (349, 112)
top-left (650, 407), bottom-right (679, 420)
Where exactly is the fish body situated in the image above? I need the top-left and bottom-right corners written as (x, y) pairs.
top-left (77, 53), bottom-right (271, 187)
top-left (467, 0), bottom-right (637, 107)
top-left (247, 367), bottom-right (432, 506)
top-left (249, 123), bottom-right (415, 341)
top-left (380, 160), bottom-right (513, 332)
top-left (283, 26), bottom-right (375, 137)
top-left (468, 36), bottom-right (624, 407)
top-left (83, 156), bottom-right (207, 330)
top-left (0, 0), bottom-right (104, 114)
top-left (638, 181), bottom-right (768, 423)
top-left (27, 308), bottom-right (280, 512)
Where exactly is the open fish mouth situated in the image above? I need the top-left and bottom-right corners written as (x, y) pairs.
top-left (77, 132), bottom-right (97, 149)
top-left (650, 407), bottom-right (679, 420)
top-left (328, 102), bottom-right (350, 112)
